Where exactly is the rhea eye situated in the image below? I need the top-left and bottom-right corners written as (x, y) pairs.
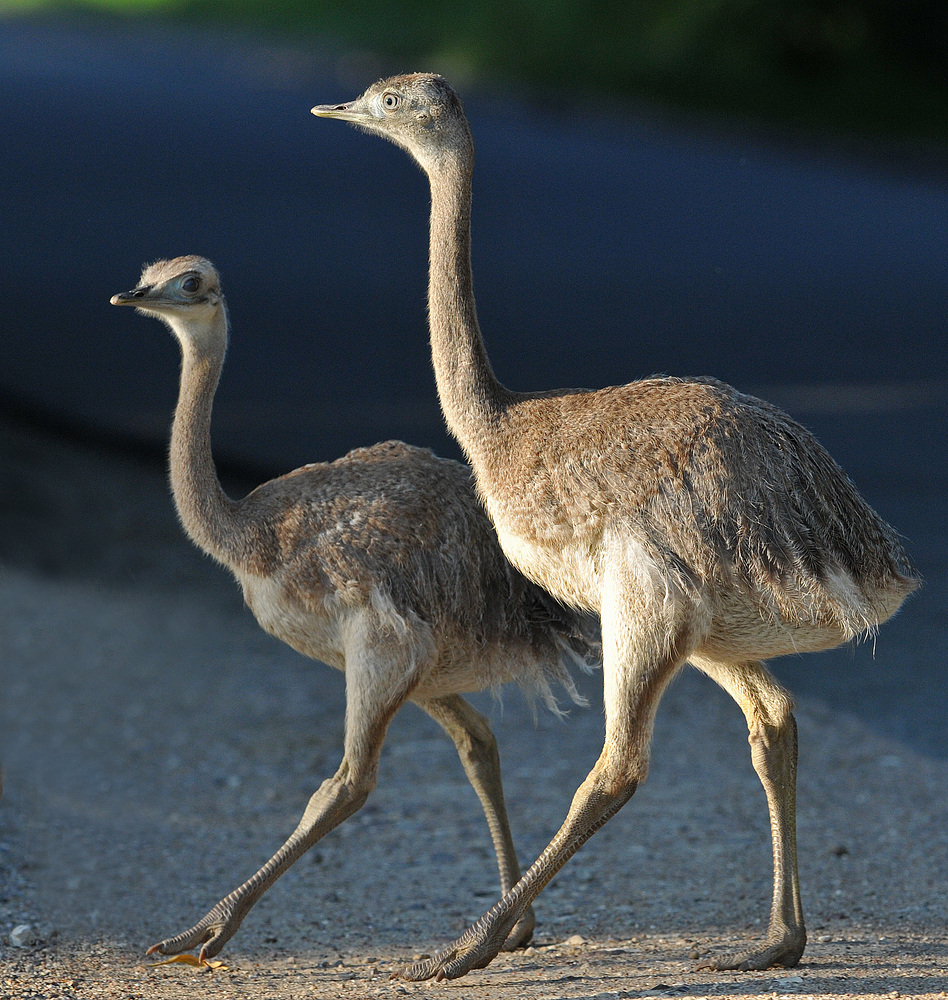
top-left (382, 92), bottom-right (399, 111)
top-left (181, 276), bottom-right (200, 294)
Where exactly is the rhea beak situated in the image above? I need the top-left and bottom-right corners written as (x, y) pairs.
top-left (310, 101), bottom-right (366, 124)
top-left (110, 287), bottom-right (151, 307)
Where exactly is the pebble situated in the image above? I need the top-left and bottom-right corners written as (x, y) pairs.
top-left (10, 923), bottom-right (35, 947)
top-left (564, 934), bottom-right (586, 947)
top-left (773, 975), bottom-right (804, 991)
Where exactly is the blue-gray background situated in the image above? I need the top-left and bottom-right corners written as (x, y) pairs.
top-left (1, 18), bottom-right (945, 757)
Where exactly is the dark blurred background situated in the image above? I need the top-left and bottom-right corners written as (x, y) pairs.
top-left (1, 1), bottom-right (946, 755)
top-left (17, 0), bottom-right (948, 137)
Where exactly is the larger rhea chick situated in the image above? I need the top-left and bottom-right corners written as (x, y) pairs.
top-left (312, 75), bottom-right (919, 981)
top-left (111, 255), bottom-right (598, 962)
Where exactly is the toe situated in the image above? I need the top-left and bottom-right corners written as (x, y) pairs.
top-left (697, 935), bottom-right (805, 972)
top-left (395, 948), bottom-right (458, 982)
top-left (147, 920), bottom-right (219, 958)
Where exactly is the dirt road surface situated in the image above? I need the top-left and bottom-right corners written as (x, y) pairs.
top-left (1, 413), bottom-right (945, 999)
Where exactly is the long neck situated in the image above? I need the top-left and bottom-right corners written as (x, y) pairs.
top-left (427, 152), bottom-right (513, 461)
top-left (168, 312), bottom-right (243, 568)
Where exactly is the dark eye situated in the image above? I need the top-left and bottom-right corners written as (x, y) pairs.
top-left (181, 276), bottom-right (199, 294)
top-left (382, 92), bottom-right (399, 111)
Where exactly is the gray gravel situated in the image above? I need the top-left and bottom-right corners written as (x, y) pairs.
top-left (1, 413), bottom-right (946, 999)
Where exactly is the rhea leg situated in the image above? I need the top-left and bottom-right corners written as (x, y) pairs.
top-left (418, 694), bottom-right (535, 949)
top-left (396, 750), bottom-right (637, 981)
top-left (148, 635), bottom-right (421, 961)
top-left (398, 586), bottom-right (690, 982)
top-left (691, 656), bottom-right (806, 970)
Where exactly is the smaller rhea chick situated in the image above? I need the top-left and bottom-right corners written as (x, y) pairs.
top-left (111, 256), bottom-right (596, 962)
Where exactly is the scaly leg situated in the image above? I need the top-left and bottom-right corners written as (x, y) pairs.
top-left (148, 630), bottom-right (421, 961)
top-left (398, 582), bottom-right (691, 982)
top-left (148, 759), bottom-right (374, 960)
top-left (418, 694), bottom-right (535, 949)
top-left (691, 657), bottom-right (806, 970)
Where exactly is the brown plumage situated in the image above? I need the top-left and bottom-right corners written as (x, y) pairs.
top-left (313, 74), bottom-right (919, 981)
top-left (486, 376), bottom-right (912, 638)
top-left (110, 255), bottom-right (597, 962)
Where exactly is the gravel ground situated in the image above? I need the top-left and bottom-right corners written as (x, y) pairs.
top-left (1, 412), bottom-right (946, 999)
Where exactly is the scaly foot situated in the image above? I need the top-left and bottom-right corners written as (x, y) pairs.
top-left (146, 898), bottom-right (248, 962)
top-left (394, 908), bottom-right (519, 981)
top-left (696, 931), bottom-right (806, 972)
